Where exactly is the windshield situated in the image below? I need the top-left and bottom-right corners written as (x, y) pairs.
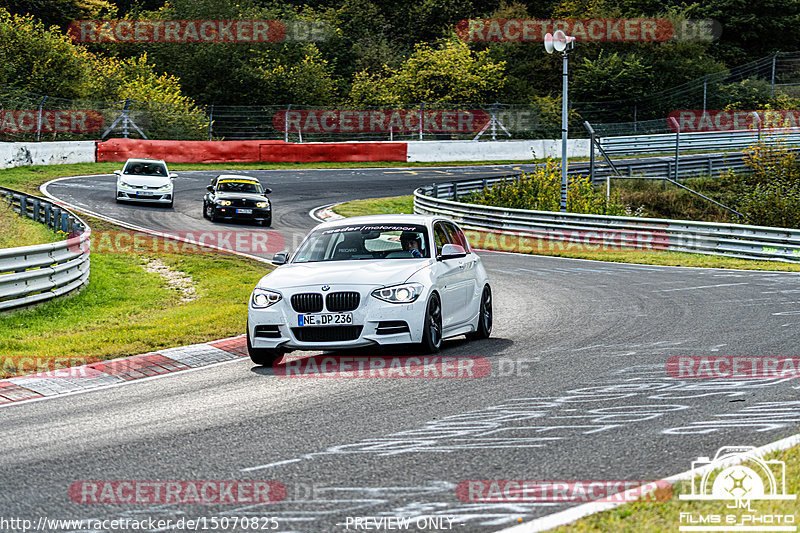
top-left (124, 162), bottom-right (167, 176)
top-left (217, 180), bottom-right (263, 194)
top-left (293, 224), bottom-right (430, 262)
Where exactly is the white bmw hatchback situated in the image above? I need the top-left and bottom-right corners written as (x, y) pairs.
top-left (247, 215), bottom-right (492, 365)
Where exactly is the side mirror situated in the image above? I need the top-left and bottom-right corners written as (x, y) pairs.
top-left (272, 251), bottom-right (289, 265)
top-left (438, 243), bottom-right (467, 261)
top-left (169, 173), bottom-right (178, 179)
top-left (113, 170), bottom-right (122, 176)
top-left (206, 185), bottom-right (214, 193)
top-left (263, 187), bottom-right (272, 194)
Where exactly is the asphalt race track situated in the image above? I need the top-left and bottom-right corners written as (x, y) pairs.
top-left (3, 165), bottom-right (799, 532)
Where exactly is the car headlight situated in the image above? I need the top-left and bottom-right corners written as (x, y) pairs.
top-left (217, 200), bottom-right (232, 206)
top-left (251, 288), bottom-right (282, 308)
top-left (118, 180), bottom-right (133, 189)
top-left (256, 201), bottom-right (269, 208)
top-left (371, 283), bottom-right (423, 304)
top-left (157, 183), bottom-right (172, 191)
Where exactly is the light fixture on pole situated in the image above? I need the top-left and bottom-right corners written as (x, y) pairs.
top-left (544, 30), bottom-right (575, 213)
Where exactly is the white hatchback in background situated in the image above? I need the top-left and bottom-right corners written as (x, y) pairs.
top-left (114, 158), bottom-right (177, 206)
top-left (246, 214), bottom-right (493, 366)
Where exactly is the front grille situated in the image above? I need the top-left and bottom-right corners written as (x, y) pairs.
top-left (376, 321), bottom-right (410, 335)
top-left (229, 198), bottom-right (259, 207)
top-left (254, 325), bottom-right (281, 338)
top-left (291, 293), bottom-right (323, 313)
top-left (326, 291), bottom-right (360, 312)
top-left (292, 326), bottom-right (363, 342)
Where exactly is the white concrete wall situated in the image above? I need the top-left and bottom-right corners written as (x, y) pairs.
top-left (406, 140), bottom-right (590, 162)
top-left (0, 141), bottom-right (96, 170)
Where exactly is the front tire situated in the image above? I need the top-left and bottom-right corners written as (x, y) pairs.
top-left (467, 285), bottom-right (492, 340)
top-left (205, 203), bottom-right (217, 222)
top-left (420, 293), bottom-right (443, 353)
top-left (247, 331), bottom-right (282, 366)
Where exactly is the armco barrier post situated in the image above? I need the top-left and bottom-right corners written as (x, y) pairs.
top-left (32, 200), bottom-right (40, 223)
top-left (61, 212), bottom-right (69, 233)
top-left (53, 208), bottom-right (61, 229)
top-left (19, 196), bottom-right (26, 217)
top-left (44, 204), bottom-right (51, 227)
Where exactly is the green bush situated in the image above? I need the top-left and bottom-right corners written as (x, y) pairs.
top-left (733, 140), bottom-right (800, 228)
top-left (462, 159), bottom-right (629, 216)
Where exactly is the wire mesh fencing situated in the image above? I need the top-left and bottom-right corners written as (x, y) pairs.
top-left (2, 52), bottom-right (800, 142)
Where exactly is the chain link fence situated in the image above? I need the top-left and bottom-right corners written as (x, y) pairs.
top-left (2, 52), bottom-right (800, 143)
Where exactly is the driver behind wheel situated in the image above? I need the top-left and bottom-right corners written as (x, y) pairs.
top-left (400, 231), bottom-right (423, 258)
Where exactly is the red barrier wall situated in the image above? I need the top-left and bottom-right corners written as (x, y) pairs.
top-left (96, 139), bottom-right (407, 163)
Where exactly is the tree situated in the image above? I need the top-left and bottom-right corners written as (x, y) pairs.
top-left (349, 39), bottom-right (506, 105)
top-left (572, 51), bottom-right (654, 102)
top-left (131, 0), bottom-right (339, 104)
top-left (0, 9), bottom-right (94, 98)
top-left (3, 0), bottom-right (116, 30)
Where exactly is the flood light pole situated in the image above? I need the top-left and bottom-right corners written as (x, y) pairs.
top-left (545, 31), bottom-right (575, 213)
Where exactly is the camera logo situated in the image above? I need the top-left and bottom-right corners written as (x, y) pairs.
top-left (679, 446), bottom-right (796, 532)
top-left (681, 446), bottom-right (793, 501)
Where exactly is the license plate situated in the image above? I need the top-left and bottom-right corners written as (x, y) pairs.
top-left (298, 313), bottom-right (353, 327)
top-left (236, 209), bottom-right (253, 214)
top-left (137, 191), bottom-right (153, 196)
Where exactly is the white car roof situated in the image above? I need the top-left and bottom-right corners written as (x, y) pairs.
top-left (317, 214), bottom-right (443, 230)
top-left (124, 158), bottom-right (167, 165)
top-left (216, 174), bottom-right (259, 181)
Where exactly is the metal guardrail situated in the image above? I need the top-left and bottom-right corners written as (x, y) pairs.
top-left (599, 128), bottom-right (800, 156)
top-left (0, 187), bottom-right (91, 311)
top-left (414, 180), bottom-right (800, 263)
top-left (588, 151), bottom-right (754, 182)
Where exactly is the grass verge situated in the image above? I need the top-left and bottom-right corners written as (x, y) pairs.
top-left (331, 195), bottom-right (800, 271)
top-left (552, 445), bottom-right (800, 532)
top-left (332, 196), bottom-right (414, 218)
top-left (0, 160), bottom-right (541, 196)
top-left (0, 203), bottom-right (61, 248)
top-left (0, 215), bottom-right (269, 374)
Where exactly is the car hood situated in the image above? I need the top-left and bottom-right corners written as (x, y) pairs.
top-left (119, 175), bottom-right (170, 187)
top-left (257, 259), bottom-right (433, 289)
top-left (215, 192), bottom-right (267, 201)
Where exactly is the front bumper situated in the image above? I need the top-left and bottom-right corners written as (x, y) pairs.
top-left (117, 188), bottom-right (172, 203)
top-left (248, 285), bottom-right (427, 351)
top-left (211, 205), bottom-right (271, 221)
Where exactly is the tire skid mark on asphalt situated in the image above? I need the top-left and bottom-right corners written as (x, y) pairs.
top-left (186, 359), bottom-right (794, 530)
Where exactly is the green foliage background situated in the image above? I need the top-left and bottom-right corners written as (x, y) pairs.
top-left (3, 0), bottom-right (800, 110)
